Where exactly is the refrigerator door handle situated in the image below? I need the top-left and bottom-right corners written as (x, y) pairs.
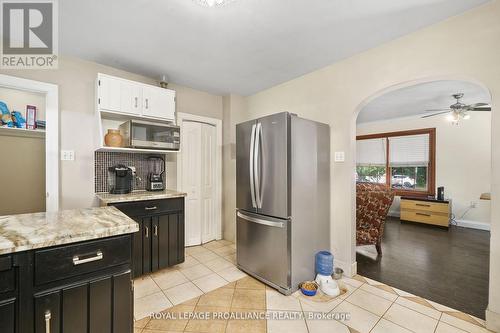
top-left (255, 122), bottom-right (263, 208)
top-left (249, 124), bottom-right (257, 208)
top-left (237, 211), bottom-right (285, 228)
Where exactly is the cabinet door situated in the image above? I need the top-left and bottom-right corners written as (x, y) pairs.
top-left (0, 299), bottom-right (15, 333)
top-left (157, 214), bottom-right (169, 269)
top-left (151, 216), bottom-right (160, 273)
top-left (132, 218), bottom-right (143, 278)
top-left (113, 271), bottom-right (132, 333)
top-left (120, 81), bottom-right (142, 116)
top-left (98, 76), bottom-right (121, 112)
top-left (170, 213), bottom-right (185, 265)
top-left (89, 277), bottom-right (112, 333)
top-left (34, 291), bottom-right (60, 333)
top-left (62, 284), bottom-right (87, 333)
top-left (156, 213), bottom-right (185, 270)
top-left (142, 217), bottom-right (152, 275)
top-left (143, 86), bottom-right (175, 121)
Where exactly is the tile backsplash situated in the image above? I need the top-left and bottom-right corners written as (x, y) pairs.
top-left (94, 151), bottom-right (166, 193)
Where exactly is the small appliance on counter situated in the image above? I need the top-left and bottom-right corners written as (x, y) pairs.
top-left (146, 156), bottom-right (165, 191)
top-left (108, 164), bottom-right (133, 194)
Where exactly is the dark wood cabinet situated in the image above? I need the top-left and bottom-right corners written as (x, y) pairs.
top-left (0, 234), bottom-right (133, 333)
top-left (0, 255), bottom-right (20, 333)
top-left (111, 198), bottom-right (185, 278)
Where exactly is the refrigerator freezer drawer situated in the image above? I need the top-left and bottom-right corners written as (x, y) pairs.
top-left (236, 211), bottom-right (290, 290)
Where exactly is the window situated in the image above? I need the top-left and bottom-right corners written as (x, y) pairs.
top-left (356, 128), bottom-right (436, 196)
top-left (356, 138), bottom-right (386, 184)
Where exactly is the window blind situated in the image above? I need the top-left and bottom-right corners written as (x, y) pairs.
top-left (356, 138), bottom-right (387, 166)
top-left (389, 134), bottom-right (429, 167)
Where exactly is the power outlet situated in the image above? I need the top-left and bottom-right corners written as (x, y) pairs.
top-left (61, 150), bottom-right (75, 161)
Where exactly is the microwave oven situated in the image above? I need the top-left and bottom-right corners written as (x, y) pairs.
top-left (119, 120), bottom-right (180, 150)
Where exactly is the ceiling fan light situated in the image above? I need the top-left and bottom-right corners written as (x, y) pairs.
top-left (446, 113), bottom-right (457, 122)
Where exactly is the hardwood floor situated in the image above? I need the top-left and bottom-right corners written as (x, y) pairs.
top-left (356, 217), bottom-right (490, 319)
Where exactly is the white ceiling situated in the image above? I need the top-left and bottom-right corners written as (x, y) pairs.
top-left (60, 0), bottom-right (491, 95)
top-left (357, 80), bottom-right (491, 123)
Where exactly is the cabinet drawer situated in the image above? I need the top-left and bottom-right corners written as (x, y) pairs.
top-left (401, 200), bottom-right (449, 214)
top-left (0, 256), bottom-right (15, 294)
top-left (401, 210), bottom-right (449, 227)
top-left (111, 198), bottom-right (184, 217)
top-left (34, 236), bottom-right (131, 286)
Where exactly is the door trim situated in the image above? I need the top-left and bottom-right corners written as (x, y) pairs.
top-left (176, 112), bottom-right (223, 241)
top-left (0, 74), bottom-right (59, 212)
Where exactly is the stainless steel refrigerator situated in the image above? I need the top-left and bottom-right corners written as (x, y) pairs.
top-left (236, 112), bottom-right (330, 295)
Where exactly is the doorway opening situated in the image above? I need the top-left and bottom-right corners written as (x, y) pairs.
top-left (354, 79), bottom-right (491, 318)
top-left (0, 74), bottom-right (59, 214)
top-left (177, 113), bottom-right (222, 246)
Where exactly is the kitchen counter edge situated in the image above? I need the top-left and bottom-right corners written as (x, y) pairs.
top-left (0, 206), bottom-right (139, 255)
top-left (96, 189), bottom-right (187, 205)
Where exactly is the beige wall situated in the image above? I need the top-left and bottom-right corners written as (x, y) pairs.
top-left (0, 133), bottom-right (45, 215)
top-left (0, 56), bottom-right (223, 210)
top-left (357, 112), bottom-right (492, 225)
top-left (225, 1), bottom-right (500, 327)
top-left (222, 94), bottom-right (245, 241)
top-left (0, 87), bottom-right (46, 121)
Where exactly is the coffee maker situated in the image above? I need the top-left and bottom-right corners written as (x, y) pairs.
top-left (146, 156), bottom-right (165, 191)
top-left (108, 164), bottom-right (133, 194)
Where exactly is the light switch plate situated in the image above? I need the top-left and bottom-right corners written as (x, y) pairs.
top-left (61, 150), bottom-right (75, 161)
top-left (334, 151), bottom-right (345, 162)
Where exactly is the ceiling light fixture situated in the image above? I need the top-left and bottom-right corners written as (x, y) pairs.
top-left (194, 0), bottom-right (234, 7)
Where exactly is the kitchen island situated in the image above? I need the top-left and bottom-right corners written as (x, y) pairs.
top-left (0, 207), bottom-right (139, 333)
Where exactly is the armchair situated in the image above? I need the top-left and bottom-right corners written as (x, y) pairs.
top-left (356, 182), bottom-right (395, 255)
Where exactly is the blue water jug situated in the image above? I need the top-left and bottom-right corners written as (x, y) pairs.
top-left (315, 251), bottom-right (334, 276)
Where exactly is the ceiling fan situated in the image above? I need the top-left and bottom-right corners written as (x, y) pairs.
top-left (421, 93), bottom-right (491, 124)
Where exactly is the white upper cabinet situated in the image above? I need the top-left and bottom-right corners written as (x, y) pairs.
top-left (97, 73), bottom-right (176, 122)
top-left (120, 81), bottom-right (143, 115)
top-left (143, 85), bottom-right (176, 121)
top-left (98, 75), bottom-right (122, 113)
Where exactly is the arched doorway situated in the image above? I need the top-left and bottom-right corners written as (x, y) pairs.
top-left (352, 78), bottom-right (492, 318)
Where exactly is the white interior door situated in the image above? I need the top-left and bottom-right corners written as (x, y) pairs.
top-left (182, 121), bottom-right (202, 246)
top-left (201, 124), bottom-right (217, 243)
top-left (181, 120), bottom-right (217, 246)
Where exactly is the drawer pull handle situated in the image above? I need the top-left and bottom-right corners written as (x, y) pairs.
top-left (145, 206), bottom-right (157, 211)
top-left (145, 226), bottom-right (149, 238)
top-left (45, 310), bottom-right (51, 333)
top-left (73, 251), bottom-right (103, 266)
top-left (154, 225), bottom-right (158, 236)
top-left (416, 212), bottom-right (431, 217)
top-left (416, 203), bottom-right (431, 207)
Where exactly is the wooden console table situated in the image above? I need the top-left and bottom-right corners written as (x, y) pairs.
top-left (400, 197), bottom-right (451, 227)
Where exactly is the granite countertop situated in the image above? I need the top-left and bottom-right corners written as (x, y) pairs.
top-left (0, 206), bottom-right (139, 255)
top-left (96, 189), bottom-right (187, 205)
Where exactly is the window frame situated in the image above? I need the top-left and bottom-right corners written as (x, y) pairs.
top-left (356, 128), bottom-right (436, 197)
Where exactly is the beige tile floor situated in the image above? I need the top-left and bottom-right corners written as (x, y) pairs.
top-left (134, 241), bottom-right (493, 333)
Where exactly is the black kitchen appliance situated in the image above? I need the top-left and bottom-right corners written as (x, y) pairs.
top-left (147, 156), bottom-right (165, 191)
top-left (108, 164), bottom-right (133, 194)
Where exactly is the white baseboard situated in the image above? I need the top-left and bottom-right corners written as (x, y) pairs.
top-left (454, 219), bottom-right (491, 231)
top-left (335, 260), bottom-right (357, 277)
top-left (486, 308), bottom-right (500, 332)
